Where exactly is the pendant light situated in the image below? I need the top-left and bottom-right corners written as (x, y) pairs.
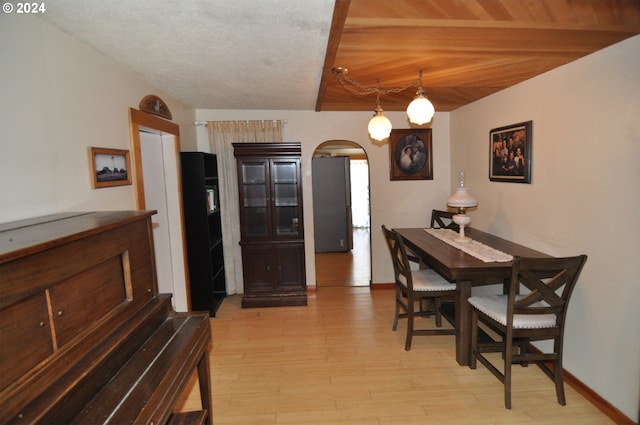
top-left (406, 71), bottom-right (435, 125)
top-left (332, 67), bottom-right (436, 142)
top-left (368, 90), bottom-right (392, 141)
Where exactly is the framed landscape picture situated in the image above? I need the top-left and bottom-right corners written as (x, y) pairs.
top-left (89, 147), bottom-right (132, 188)
top-left (489, 121), bottom-right (532, 183)
top-left (389, 129), bottom-right (433, 181)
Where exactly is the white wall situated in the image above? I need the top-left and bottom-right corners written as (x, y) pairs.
top-left (194, 110), bottom-right (452, 287)
top-left (450, 35), bottom-right (640, 421)
top-left (0, 15), bottom-right (196, 223)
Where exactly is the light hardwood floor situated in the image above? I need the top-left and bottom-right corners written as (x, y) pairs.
top-left (315, 227), bottom-right (371, 287)
top-left (176, 287), bottom-right (615, 424)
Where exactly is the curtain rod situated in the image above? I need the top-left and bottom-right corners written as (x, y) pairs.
top-left (194, 119), bottom-right (288, 127)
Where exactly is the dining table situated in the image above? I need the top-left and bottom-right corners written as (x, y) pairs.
top-left (393, 227), bottom-right (550, 366)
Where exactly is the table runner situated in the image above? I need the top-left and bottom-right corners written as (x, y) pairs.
top-left (424, 228), bottom-right (513, 263)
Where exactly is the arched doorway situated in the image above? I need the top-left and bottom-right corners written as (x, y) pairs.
top-left (312, 140), bottom-right (371, 287)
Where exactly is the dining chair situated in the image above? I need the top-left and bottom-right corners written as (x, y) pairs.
top-left (406, 209), bottom-right (459, 267)
top-left (430, 209), bottom-right (459, 231)
top-left (413, 209), bottom-right (460, 312)
top-left (468, 254), bottom-right (588, 409)
top-left (382, 225), bottom-right (456, 351)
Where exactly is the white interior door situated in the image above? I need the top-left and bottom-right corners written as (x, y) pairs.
top-left (139, 130), bottom-right (188, 312)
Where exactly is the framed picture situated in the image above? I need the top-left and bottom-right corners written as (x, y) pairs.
top-left (389, 129), bottom-right (433, 181)
top-left (89, 147), bottom-right (132, 188)
top-left (489, 121), bottom-right (532, 183)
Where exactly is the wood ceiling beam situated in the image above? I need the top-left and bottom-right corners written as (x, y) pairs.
top-left (345, 17), bottom-right (640, 33)
top-left (315, 0), bottom-right (351, 112)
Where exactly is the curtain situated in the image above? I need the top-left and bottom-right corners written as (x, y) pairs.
top-left (207, 120), bottom-right (284, 294)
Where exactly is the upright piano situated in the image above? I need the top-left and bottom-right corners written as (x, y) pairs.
top-left (0, 211), bottom-right (213, 425)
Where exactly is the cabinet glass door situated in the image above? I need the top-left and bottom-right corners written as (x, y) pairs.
top-left (241, 162), bottom-right (268, 236)
top-left (272, 160), bottom-right (300, 236)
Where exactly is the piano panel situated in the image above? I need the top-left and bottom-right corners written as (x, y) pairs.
top-left (0, 292), bottom-right (53, 389)
top-left (50, 255), bottom-right (128, 348)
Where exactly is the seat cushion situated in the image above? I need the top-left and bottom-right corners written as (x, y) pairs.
top-left (406, 269), bottom-right (456, 292)
top-left (468, 295), bottom-right (556, 328)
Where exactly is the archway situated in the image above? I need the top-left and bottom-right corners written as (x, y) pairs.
top-left (312, 140), bottom-right (371, 287)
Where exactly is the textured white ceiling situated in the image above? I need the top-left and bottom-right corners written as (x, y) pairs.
top-left (42, 0), bottom-right (335, 110)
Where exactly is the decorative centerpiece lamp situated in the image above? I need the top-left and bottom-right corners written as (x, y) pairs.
top-left (446, 172), bottom-right (478, 242)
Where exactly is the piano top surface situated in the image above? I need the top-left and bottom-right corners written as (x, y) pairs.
top-left (0, 210), bottom-right (156, 263)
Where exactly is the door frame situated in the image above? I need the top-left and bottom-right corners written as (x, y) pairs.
top-left (128, 107), bottom-right (192, 310)
top-left (312, 140), bottom-right (372, 287)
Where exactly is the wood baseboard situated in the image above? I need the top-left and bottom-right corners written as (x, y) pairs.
top-left (371, 283), bottom-right (394, 289)
top-left (526, 345), bottom-right (634, 424)
top-left (562, 367), bottom-right (634, 424)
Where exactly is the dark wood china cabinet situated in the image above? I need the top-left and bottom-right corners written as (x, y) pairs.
top-left (233, 143), bottom-right (307, 308)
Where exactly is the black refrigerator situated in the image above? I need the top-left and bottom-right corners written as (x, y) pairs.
top-left (312, 156), bottom-right (353, 252)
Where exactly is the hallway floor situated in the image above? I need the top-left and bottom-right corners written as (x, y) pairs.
top-left (315, 227), bottom-right (370, 287)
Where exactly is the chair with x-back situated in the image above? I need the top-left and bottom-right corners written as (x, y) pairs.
top-left (430, 209), bottom-right (459, 231)
top-left (382, 225), bottom-right (456, 351)
top-left (406, 210), bottom-right (458, 268)
top-left (468, 254), bottom-right (588, 409)
top-left (410, 209), bottom-right (460, 312)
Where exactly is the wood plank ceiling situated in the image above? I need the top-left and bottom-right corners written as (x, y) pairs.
top-left (316, 0), bottom-right (640, 112)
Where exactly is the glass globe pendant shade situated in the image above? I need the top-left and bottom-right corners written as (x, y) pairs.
top-left (407, 87), bottom-right (435, 125)
top-left (368, 105), bottom-right (392, 141)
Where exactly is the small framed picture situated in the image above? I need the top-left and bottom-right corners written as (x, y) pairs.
top-left (489, 121), bottom-right (532, 183)
top-left (388, 129), bottom-right (433, 181)
top-left (89, 147), bottom-right (132, 188)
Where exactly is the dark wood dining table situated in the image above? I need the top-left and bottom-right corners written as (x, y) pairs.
top-left (393, 227), bottom-right (550, 366)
